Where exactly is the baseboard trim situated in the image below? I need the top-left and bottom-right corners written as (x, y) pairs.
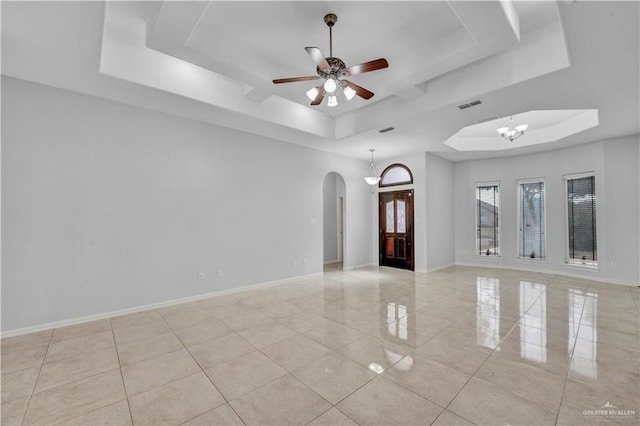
top-left (1, 272), bottom-right (323, 338)
top-left (323, 259), bottom-right (340, 265)
top-left (342, 263), bottom-right (377, 271)
top-left (455, 262), bottom-right (639, 287)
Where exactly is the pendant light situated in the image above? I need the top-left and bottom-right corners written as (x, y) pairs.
top-left (364, 149), bottom-right (381, 185)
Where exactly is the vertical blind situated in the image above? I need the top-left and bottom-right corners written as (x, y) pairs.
top-left (476, 185), bottom-right (500, 256)
top-left (519, 181), bottom-right (545, 260)
top-left (567, 175), bottom-right (597, 263)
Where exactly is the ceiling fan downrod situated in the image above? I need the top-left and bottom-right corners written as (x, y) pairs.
top-left (324, 13), bottom-right (337, 58)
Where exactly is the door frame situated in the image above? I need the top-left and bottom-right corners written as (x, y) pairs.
top-left (379, 189), bottom-right (415, 271)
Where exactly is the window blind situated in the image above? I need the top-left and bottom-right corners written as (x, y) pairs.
top-left (567, 175), bottom-right (597, 263)
top-left (519, 181), bottom-right (545, 260)
top-left (476, 185), bottom-right (500, 256)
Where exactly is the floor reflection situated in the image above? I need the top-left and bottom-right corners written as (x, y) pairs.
top-left (572, 291), bottom-right (598, 379)
top-left (476, 277), bottom-right (501, 349)
top-left (520, 281), bottom-right (547, 363)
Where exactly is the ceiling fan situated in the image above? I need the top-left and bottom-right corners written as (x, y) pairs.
top-left (272, 13), bottom-right (389, 107)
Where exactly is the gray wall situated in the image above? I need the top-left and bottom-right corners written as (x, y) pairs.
top-left (1, 77), bottom-right (373, 331)
top-left (322, 173), bottom-right (337, 263)
top-left (453, 137), bottom-right (639, 284)
top-left (425, 153), bottom-right (455, 271)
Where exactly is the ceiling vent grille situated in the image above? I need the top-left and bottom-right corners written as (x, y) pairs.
top-left (458, 99), bottom-right (484, 110)
top-left (378, 126), bottom-right (396, 133)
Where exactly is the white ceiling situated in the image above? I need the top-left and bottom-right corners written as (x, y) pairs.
top-left (2, 1), bottom-right (638, 162)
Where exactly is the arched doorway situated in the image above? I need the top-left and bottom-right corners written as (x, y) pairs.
top-left (322, 172), bottom-right (346, 271)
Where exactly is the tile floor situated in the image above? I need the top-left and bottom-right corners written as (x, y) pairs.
top-left (1, 265), bottom-right (639, 425)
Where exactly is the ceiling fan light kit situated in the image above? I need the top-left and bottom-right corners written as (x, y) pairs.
top-left (273, 13), bottom-right (389, 107)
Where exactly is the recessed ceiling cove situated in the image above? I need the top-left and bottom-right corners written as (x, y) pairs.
top-left (443, 110), bottom-right (599, 151)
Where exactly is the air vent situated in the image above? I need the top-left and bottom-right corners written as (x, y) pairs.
top-left (458, 99), bottom-right (484, 110)
top-left (378, 126), bottom-right (396, 133)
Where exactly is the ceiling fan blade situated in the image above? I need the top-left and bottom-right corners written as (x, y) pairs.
top-left (273, 76), bottom-right (320, 84)
top-left (344, 80), bottom-right (374, 99)
top-left (310, 86), bottom-right (326, 106)
top-left (305, 47), bottom-right (331, 71)
top-left (344, 58), bottom-right (389, 76)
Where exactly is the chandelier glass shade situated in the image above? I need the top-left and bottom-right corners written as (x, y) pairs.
top-left (497, 117), bottom-right (528, 142)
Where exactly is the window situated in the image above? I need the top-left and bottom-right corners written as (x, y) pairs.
top-left (476, 183), bottom-right (500, 256)
top-left (566, 174), bottom-right (597, 266)
top-left (518, 180), bottom-right (546, 260)
top-left (379, 164), bottom-right (413, 187)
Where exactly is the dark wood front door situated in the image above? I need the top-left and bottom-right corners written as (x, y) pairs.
top-left (379, 190), bottom-right (414, 270)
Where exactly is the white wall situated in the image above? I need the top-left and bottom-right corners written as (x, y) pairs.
top-left (454, 137), bottom-right (639, 284)
top-left (425, 153), bottom-right (455, 271)
top-left (322, 173), bottom-right (337, 262)
top-left (1, 77), bottom-right (374, 331)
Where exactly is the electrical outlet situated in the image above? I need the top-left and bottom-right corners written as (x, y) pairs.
top-left (291, 259), bottom-right (297, 266)
top-left (303, 258), bottom-right (308, 265)
top-left (611, 261), bottom-right (617, 268)
top-left (198, 272), bottom-right (205, 280)
top-left (217, 269), bottom-right (223, 278)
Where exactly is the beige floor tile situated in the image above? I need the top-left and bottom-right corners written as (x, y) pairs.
top-left (218, 308), bottom-right (272, 331)
top-left (475, 353), bottom-right (565, 410)
top-left (382, 353), bottom-right (471, 407)
top-left (261, 334), bottom-right (332, 372)
top-left (188, 333), bottom-right (255, 369)
top-left (23, 369), bottom-right (125, 425)
top-left (230, 375), bottom-right (331, 425)
top-left (448, 377), bottom-right (557, 425)
top-left (51, 319), bottom-right (112, 343)
top-left (160, 307), bottom-right (216, 331)
top-left (1, 366), bottom-right (39, 403)
top-left (292, 352), bottom-right (377, 404)
top-left (116, 331), bottom-right (184, 366)
top-left (568, 354), bottom-right (640, 403)
top-left (255, 300), bottom-right (303, 319)
top-left (1, 345), bottom-right (47, 374)
top-left (277, 312), bottom-right (336, 334)
top-left (110, 310), bottom-right (164, 329)
top-left (205, 350), bottom-right (286, 400)
top-left (35, 346), bottom-right (120, 393)
top-left (112, 319), bottom-right (172, 345)
top-left (1, 330), bottom-right (52, 354)
top-left (336, 337), bottom-right (411, 373)
top-left (129, 372), bottom-right (225, 425)
top-left (307, 407), bottom-right (358, 425)
top-left (416, 335), bottom-right (492, 375)
top-left (183, 403), bottom-right (244, 425)
top-left (432, 409), bottom-right (476, 426)
top-left (121, 348), bottom-right (200, 395)
top-left (238, 321), bottom-right (298, 349)
top-left (558, 379), bottom-right (640, 425)
top-left (494, 333), bottom-right (573, 376)
top-left (1, 396), bottom-right (29, 425)
top-left (577, 327), bottom-right (640, 353)
top-left (45, 330), bottom-right (115, 364)
top-left (173, 319), bottom-right (233, 347)
top-left (304, 322), bottom-right (365, 351)
top-left (204, 302), bottom-right (252, 319)
top-left (60, 399), bottom-right (132, 425)
top-left (337, 376), bottom-right (442, 425)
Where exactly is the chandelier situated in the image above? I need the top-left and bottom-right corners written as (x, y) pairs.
top-left (497, 117), bottom-right (528, 142)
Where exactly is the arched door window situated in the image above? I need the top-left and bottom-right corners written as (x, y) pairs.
top-left (379, 164), bottom-right (413, 187)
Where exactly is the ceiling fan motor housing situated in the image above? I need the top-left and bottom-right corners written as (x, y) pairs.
top-left (317, 57), bottom-right (347, 78)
